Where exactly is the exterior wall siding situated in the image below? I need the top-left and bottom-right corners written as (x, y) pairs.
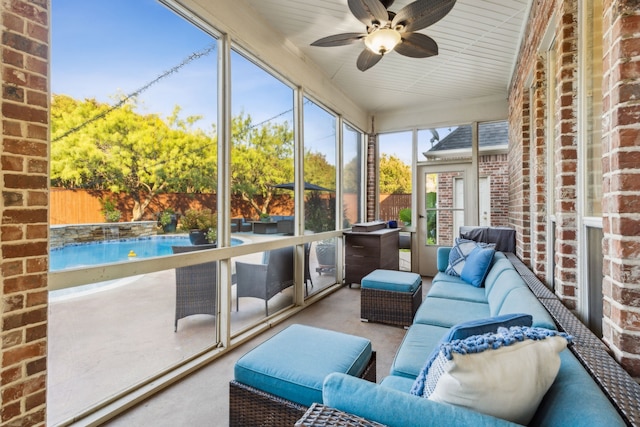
top-left (1, 1), bottom-right (50, 425)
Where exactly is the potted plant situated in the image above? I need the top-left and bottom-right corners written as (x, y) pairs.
top-left (100, 197), bottom-right (122, 222)
top-left (179, 208), bottom-right (218, 245)
top-left (158, 209), bottom-right (178, 233)
top-left (259, 213), bottom-right (271, 223)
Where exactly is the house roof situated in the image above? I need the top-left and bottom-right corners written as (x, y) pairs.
top-left (427, 121), bottom-right (508, 152)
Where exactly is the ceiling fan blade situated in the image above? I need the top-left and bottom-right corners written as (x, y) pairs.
top-left (392, 0), bottom-right (456, 33)
top-left (356, 49), bottom-right (383, 71)
top-left (395, 32), bottom-right (438, 58)
top-left (348, 0), bottom-right (389, 27)
top-left (311, 32), bottom-right (365, 47)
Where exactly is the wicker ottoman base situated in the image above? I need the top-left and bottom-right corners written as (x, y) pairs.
top-left (229, 352), bottom-right (376, 427)
top-left (361, 284), bottom-right (422, 327)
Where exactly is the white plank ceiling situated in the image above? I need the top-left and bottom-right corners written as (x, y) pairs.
top-left (243, 0), bottom-right (531, 116)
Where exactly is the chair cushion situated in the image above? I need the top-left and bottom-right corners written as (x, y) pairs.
top-left (234, 324), bottom-right (372, 407)
top-left (361, 269), bottom-right (422, 293)
top-left (460, 246), bottom-right (495, 287)
top-left (424, 326), bottom-right (571, 425)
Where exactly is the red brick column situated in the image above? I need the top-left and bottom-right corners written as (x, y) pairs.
top-left (530, 56), bottom-right (548, 277)
top-left (508, 83), bottom-right (531, 264)
top-left (366, 133), bottom-right (376, 222)
top-left (552, 0), bottom-right (579, 310)
top-left (1, 1), bottom-right (50, 425)
top-left (601, 0), bottom-right (640, 378)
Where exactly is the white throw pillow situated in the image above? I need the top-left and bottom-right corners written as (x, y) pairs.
top-left (425, 326), bottom-right (570, 425)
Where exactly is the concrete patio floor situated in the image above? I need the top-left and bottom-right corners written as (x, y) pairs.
top-left (47, 230), bottom-right (413, 426)
top-left (102, 279), bottom-right (430, 427)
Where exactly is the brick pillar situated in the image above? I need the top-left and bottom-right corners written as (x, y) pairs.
top-left (530, 55), bottom-right (548, 278)
top-left (366, 133), bottom-right (376, 222)
top-left (1, 1), bottom-right (50, 425)
top-left (601, 0), bottom-right (640, 379)
top-left (552, 0), bottom-right (579, 310)
top-left (508, 84), bottom-right (531, 264)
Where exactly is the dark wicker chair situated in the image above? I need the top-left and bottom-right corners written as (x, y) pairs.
top-left (235, 246), bottom-right (294, 316)
top-left (172, 244), bottom-right (218, 332)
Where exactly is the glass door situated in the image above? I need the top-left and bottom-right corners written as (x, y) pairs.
top-left (417, 164), bottom-right (475, 276)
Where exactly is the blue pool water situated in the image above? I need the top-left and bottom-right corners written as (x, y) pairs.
top-left (50, 236), bottom-right (242, 271)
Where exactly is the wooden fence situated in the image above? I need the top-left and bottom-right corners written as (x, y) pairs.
top-left (379, 194), bottom-right (411, 222)
top-left (49, 189), bottom-right (366, 225)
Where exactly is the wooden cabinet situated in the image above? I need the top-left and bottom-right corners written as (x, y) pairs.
top-left (344, 228), bottom-right (400, 286)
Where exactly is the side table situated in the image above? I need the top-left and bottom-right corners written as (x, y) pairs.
top-left (295, 403), bottom-right (387, 427)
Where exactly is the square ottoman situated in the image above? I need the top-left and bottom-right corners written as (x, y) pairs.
top-left (361, 269), bottom-right (422, 327)
top-left (229, 324), bottom-right (376, 427)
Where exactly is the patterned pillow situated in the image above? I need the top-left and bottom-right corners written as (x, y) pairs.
top-left (445, 238), bottom-right (494, 277)
top-left (410, 314), bottom-right (532, 397)
top-left (424, 326), bottom-right (572, 425)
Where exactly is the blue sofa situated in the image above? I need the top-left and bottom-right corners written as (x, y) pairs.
top-left (322, 248), bottom-right (626, 426)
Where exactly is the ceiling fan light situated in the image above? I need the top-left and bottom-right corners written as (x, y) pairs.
top-left (364, 28), bottom-right (401, 55)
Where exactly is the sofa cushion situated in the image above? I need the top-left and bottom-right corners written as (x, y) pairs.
top-left (427, 279), bottom-right (487, 303)
top-left (497, 287), bottom-right (557, 330)
top-left (460, 246), bottom-right (495, 287)
top-left (413, 297), bottom-right (491, 328)
top-left (323, 373), bottom-right (520, 427)
top-left (410, 314), bottom-right (533, 397)
top-left (445, 238), bottom-right (494, 277)
top-left (390, 323), bottom-right (450, 378)
top-left (486, 270), bottom-right (528, 313)
top-left (436, 247), bottom-right (452, 272)
top-left (482, 257), bottom-right (515, 294)
top-left (530, 349), bottom-right (626, 426)
top-left (424, 326), bottom-right (571, 425)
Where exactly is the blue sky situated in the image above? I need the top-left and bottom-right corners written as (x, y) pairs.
top-left (51, 0), bottom-right (417, 165)
top-left (51, 0), bottom-right (294, 130)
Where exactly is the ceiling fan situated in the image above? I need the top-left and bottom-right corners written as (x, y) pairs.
top-left (311, 0), bottom-right (456, 71)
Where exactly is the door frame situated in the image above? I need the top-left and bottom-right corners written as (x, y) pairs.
top-left (416, 163), bottom-right (477, 276)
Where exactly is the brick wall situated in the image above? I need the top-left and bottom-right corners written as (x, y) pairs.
top-left (366, 133), bottom-right (376, 222)
top-left (601, 0), bottom-right (640, 378)
top-left (509, 0), bottom-right (640, 377)
top-left (479, 153), bottom-right (509, 227)
top-left (1, 1), bottom-right (49, 425)
top-left (530, 56), bottom-right (548, 278)
top-left (552, 0), bottom-right (579, 310)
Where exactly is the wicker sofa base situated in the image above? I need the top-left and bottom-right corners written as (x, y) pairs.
top-left (361, 284), bottom-right (422, 327)
top-left (229, 351), bottom-right (377, 427)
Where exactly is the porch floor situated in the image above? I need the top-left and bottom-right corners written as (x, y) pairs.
top-left (98, 279), bottom-right (431, 426)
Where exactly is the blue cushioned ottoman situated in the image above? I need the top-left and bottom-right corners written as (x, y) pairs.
top-left (229, 324), bottom-right (376, 427)
top-left (361, 269), bottom-right (422, 327)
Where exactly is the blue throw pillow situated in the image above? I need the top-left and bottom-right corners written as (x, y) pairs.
top-left (445, 238), bottom-right (494, 277)
top-left (410, 313), bottom-right (532, 397)
top-left (460, 246), bottom-right (495, 287)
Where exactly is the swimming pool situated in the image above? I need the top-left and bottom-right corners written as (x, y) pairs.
top-left (50, 236), bottom-right (243, 271)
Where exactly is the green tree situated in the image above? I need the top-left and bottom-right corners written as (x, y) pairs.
top-left (304, 150), bottom-right (336, 190)
top-left (379, 153), bottom-right (412, 194)
top-left (230, 113), bottom-right (294, 217)
top-left (51, 95), bottom-right (216, 220)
